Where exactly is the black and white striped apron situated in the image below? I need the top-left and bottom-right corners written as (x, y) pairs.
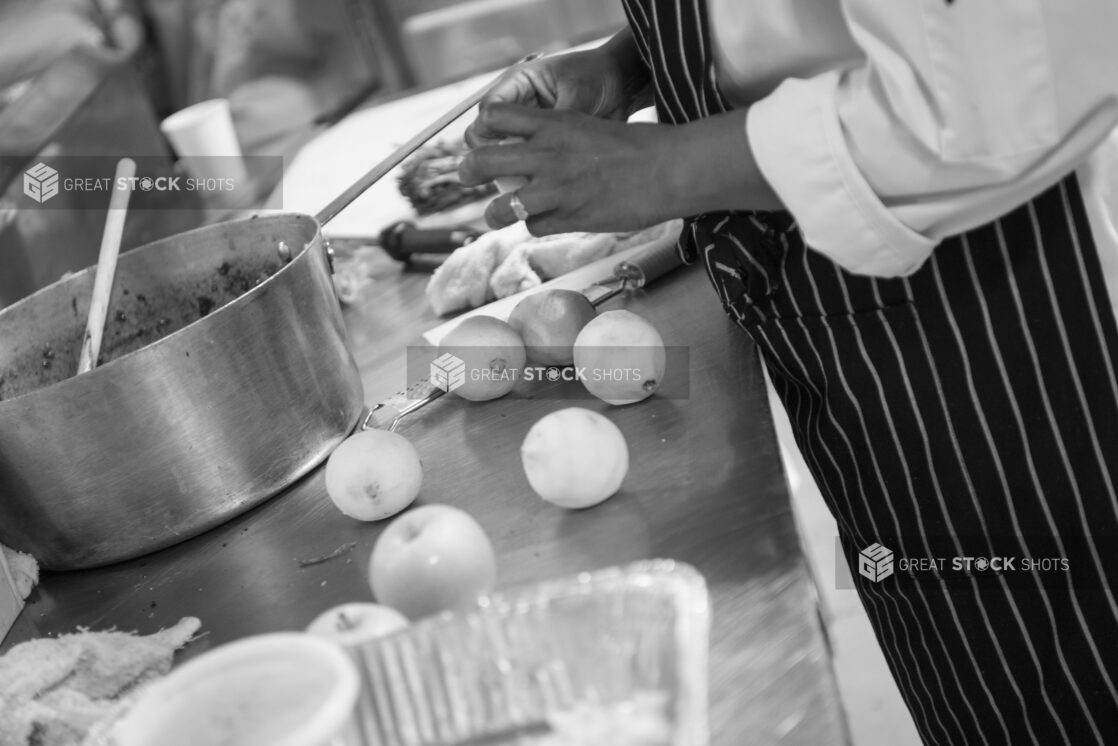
top-left (619, 2), bottom-right (1118, 744)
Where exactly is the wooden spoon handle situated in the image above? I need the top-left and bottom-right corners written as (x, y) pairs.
top-left (77, 157), bottom-right (136, 374)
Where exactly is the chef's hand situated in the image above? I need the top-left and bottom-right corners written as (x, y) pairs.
top-left (458, 104), bottom-right (784, 236)
top-left (462, 105), bottom-right (671, 234)
top-left (464, 30), bottom-right (652, 148)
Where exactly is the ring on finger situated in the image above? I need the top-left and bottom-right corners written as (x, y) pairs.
top-left (509, 191), bottom-right (530, 222)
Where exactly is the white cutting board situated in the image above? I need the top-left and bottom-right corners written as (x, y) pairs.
top-left (421, 242), bottom-right (646, 345)
top-left (277, 42), bottom-right (651, 239)
top-left (422, 219), bottom-right (681, 345)
top-left (279, 72), bottom-right (500, 238)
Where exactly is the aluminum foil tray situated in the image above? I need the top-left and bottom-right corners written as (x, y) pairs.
top-left (349, 559), bottom-right (710, 746)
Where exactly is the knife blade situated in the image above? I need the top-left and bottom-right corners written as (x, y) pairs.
top-left (360, 239), bottom-right (685, 432)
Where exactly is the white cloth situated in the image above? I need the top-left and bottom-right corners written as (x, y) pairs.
top-left (710, 0), bottom-right (1118, 318)
top-left (2, 544), bottom-right (38, 601)
top-left (0, 617), bottom-right (201, 746)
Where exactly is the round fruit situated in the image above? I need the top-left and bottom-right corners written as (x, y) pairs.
top-left (521, 407), bottom-right (629, 509)
top-left (325, 430), bottom-right (423, 521)
top-left (306, 603), bottom-right (408, 645)
top-left (573, 310), bottom-right (666, 405)
top-left (508, 289), bottom-right (597, 366)
top-left (369, 505), bottom-right (498, 620)
top-left (437, 316), bottom-right (527, 401)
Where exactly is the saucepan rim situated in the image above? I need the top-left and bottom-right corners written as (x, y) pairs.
top-left (0, 211), bottom-right (327, 410)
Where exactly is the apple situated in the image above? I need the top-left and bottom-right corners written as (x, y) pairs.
top-left (305, 602), bottom-right (408, 647)
top-left (369, 505), bottom-right (497, 620)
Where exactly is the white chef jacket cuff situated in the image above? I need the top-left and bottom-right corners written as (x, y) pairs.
top-left (746, 73), bottom-right (938, 277)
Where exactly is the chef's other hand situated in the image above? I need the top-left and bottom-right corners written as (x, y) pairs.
top-left (459, 103), bottom-right (782, 236)
top-left (464, 31), bottom-right (652, 148)
top-left (460, 104), bottom-right (675, 235)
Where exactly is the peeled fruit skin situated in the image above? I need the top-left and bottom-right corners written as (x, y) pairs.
top-left (325, 430), bottom-right (423, 521)
top-left (369, 505), bottom-right (498, 620)
top-left (305, 602), bottom-right (408, 645)
top-left (573, 310), bottom-right (666, 406)
top-left (437, 316), bottom-right (527, 401)
top-left (521, 407), bottom-right (630, 509)
top-left (508, 289), bottom-right (597, 366)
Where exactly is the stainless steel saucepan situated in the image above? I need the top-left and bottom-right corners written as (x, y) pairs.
top-left (0, 60), bottom-right (535, 570)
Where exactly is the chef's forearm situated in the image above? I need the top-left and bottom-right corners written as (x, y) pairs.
top-left (595, 33), bottom-right (783, 217)
top-left (600, 28), bottom-right (655, 117)
top-left (659, 109), bottom-right (784, 217)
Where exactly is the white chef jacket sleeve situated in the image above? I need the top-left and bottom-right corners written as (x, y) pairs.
top-left (745, 0), bottom-right (1118, 277)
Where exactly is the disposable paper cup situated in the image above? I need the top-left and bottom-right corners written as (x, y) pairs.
top-left (106, 633), bottom-right (361, 746)
top-left (160, 98), bottom-right (249, 184)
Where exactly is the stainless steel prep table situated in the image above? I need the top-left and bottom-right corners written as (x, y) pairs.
top-left (2, 259), bottom-right (848, 745)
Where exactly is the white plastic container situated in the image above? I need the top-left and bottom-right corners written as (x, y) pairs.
top-left (347, 559), bottom-right (710, 746)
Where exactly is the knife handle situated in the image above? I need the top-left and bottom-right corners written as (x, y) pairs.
top-left (614, 239), bottom-right (684, 288)
top-left (380, 221), bottom-right (482, 262)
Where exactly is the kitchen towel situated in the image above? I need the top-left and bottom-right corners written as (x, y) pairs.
top-left (0, 616), bottom-right (201, 746)
top-left (1, 545), bottom-right (38, 647)
top-left (2, 544), bottom-right (39, 601)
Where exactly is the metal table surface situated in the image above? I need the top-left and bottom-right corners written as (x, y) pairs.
top-left (3, 260), bottom-right (848, 745)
